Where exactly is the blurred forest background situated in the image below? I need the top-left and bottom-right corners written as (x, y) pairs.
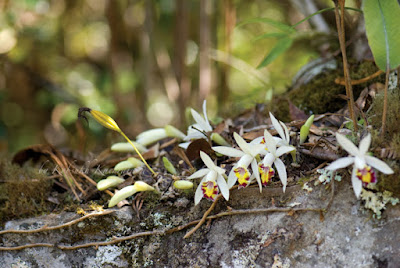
top-left (0, 0), bottom-right (361, 153)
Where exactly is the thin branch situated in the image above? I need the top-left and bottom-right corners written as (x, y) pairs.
top-left (335, 70), bottom-right (384, 85)
top-left (0, 201), bottom-right (329, 251)
top-left (0, 210), bottom-right (114, 235)
top-left (0, 243), bottom-right (54, 251)
top-left (184, 194), bottom-right (222, 239)
top-left (381, 66), bottom-right (390, 134)
top-left (334, 0), bottom-right (358, 131)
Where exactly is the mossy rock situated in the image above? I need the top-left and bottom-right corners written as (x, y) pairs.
top-left (0, 158), bottom-right (54, 225)
top-left (287, 59), bottom-right (383, 116)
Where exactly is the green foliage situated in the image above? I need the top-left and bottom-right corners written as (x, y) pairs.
top-left (363, 0), bottom-right (400, 70)
top-left (257, 37), bottom-right (293, 69)
top-left (241, 7), bottom-right (362, 69)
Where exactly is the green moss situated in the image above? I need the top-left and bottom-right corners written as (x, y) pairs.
top-left (297, 176), bottom-right (312, 187)
top-left (370, 90), bottom-right (400, 139)
top-left (287, 59), bottom-right (383, 115)
top-left (0, 157), bottom-right (53, 225)
top-left (367, 90), bottom-right (400, 196)
top-left (375, 164), bottom-right (400, 198)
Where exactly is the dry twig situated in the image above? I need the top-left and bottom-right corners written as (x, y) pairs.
top-left (0, 210), bottom-right (114, 235)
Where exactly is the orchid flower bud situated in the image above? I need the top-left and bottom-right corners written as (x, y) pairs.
top-left (300, 115), bottom-right (314, 144)
top-left (163, 157), bottom-right (177, 175)
top-left (108, 181), bottom-right (155, 207)
top-left (97, 176), bottom-right (125, 191)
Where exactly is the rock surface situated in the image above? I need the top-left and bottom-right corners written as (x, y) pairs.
top-left (1, 179), bottom-right (399, 268)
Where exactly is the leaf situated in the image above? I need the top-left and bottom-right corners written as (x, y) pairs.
top-left (252, 32), bottom-right (288, 42)
top-left (363, 0), bottom-right (400, 70)
top-left (290, 7), bottom-right (362, 29)
top-left (257, 37), bottom-right (293, 69)
top-left (237, 18), bottom-right (296, 33)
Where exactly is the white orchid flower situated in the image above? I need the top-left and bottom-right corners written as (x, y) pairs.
top-left (259, 130), bottom-right (295, 193)
top-left (251, 113), bottom-right (296, 159)
top-left (184, 100), bottom-right (213, 141)
top-left (187, 151), bottom-right (229, 205)
top-left (179, 101), bottom-right (212, 149)
top-left (326, 133), bottom-right (394, 198)
top-left (269, 112), bottom-right (297, 160)
top-left (212, 132), bottom-right (265, 192)
top-left (180, 100), bottom-right (229, 149)
top-left (269, 112), bottom-right (291, 147)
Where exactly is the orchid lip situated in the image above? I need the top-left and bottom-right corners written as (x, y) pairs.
top-left (234, 166), bottom-right (251, 188)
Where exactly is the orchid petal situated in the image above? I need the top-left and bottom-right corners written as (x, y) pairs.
top-left (264, 130), bottom-right (277, 155)
top-left (217, 174), bottom-right (229, 200)
top-left (191, 108), bottom-right (212, 132)
top-left (276, 146), bottom-right (295, 157)
top-left (204, 169), bottom-right (218, 181)
top-left (212, 146), bottom-right (245, 157)
top-left (365, 155), bottom-right (394, 174)
top-left (202, 100), bottom-right (212, 131)
top-left (249, 144), bottom-right (268, 156)
top-left (354, 156), bottom-right (366, 169)
top-left (213, 166), bottom-right (226, 175)
top-left (270, 112), bottom-right (286, 142)
top-left (359, 134), bottom-right (371, 156)
top-left (274, 158), bottom-right (287, 193)
top-left (194, 177), bottom-right (207, 205)
top-left (188, 169), bottom-right (210, 179)
top-left (250, 136), bottom-right (264, 145)
top-left (251, 159), bottom-right (262, 192)
top-left (274, 136), bottom-right (284, 145)
top-left (280, 121), bottom-right (290, 143)
top-left (262, 153), bottom-right (275, 166)
top-left (200, 151), bottom-right (216, 170)
top-left (325, 157), bottom-right (354, 170)
top-left (228, 167), bottom-right (238, 188)
top-left (184, 125), bottom-right (207, 140)
top-left (237, 154), bottom-right (253, 168)
top-left (178, 141), bottom-right (191, 149)
top-left (351, 166), bottom-right (362, 198)
top-left (233, 132), bottom-right (251, 154)
top-left (336, 133), bottom-right (360, 157)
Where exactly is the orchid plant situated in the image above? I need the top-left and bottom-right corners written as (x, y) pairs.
top-left (213, 132), bottom-right (265, 191)
top-left (80, 103), bottom-right (396, 212)
top-left (326, 133), bottom-right (394, 198)
top-left (187, 151), bottom-right (229, 205)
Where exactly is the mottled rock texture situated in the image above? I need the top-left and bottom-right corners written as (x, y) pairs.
top-left (1, 180), bottom-right (399, 268)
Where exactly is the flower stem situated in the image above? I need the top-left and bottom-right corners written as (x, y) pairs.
top-left (119, 131), bottom-right (156, 176)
